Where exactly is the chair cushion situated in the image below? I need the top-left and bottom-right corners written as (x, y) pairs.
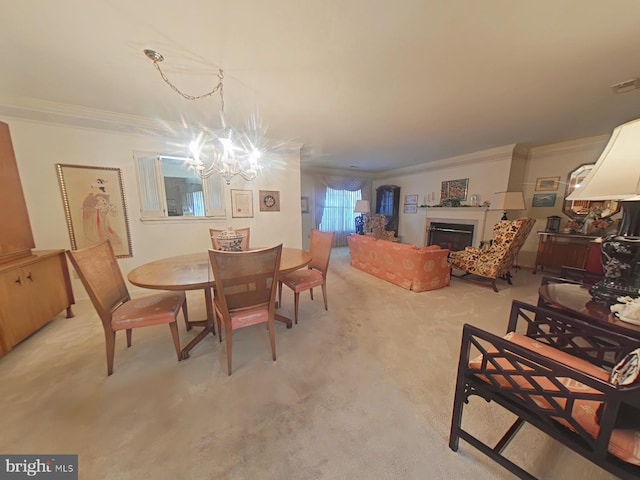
top-left (111, 291), bottom-right (185, 330)
top-left (280, 269), bottom-right (324, 293)
top-left (229, 306), bottom-right (270, 330)
top-left (470, 332), bottom-right (640, 466)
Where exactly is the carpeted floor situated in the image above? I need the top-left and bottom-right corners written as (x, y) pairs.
top-left (0, 247), bottom-right (618, 479)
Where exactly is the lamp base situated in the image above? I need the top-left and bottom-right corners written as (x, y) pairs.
top-left (355, 215), bottom-right (364, 235)
top-left (590, 201), bottom-right (640, 304)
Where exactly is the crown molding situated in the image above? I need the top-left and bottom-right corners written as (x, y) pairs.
top-left (373, 144), bottom-right (520, 180)
top-left (0, 97), bottom-right (299, 153)
top-left (0, 96), bottom-right (185, 138)
top-left (530, 134), bottom-right (610, 158)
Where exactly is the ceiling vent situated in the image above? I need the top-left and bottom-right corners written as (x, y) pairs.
top-left (611, 78), bottom-right (640, 94)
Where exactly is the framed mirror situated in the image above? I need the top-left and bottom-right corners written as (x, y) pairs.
top-left (562, 163), bottom-right (620, 219)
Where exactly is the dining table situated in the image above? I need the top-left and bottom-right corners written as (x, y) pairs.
top-left (127, 247), bottom-right (312, 359)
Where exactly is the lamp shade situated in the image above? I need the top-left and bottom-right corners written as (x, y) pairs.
top-left (354, 200), bottom-right (370, 214)
top-left (492, 191), bottom-right (525, 211)
top-left (566, 118), bottom-right (640, 201)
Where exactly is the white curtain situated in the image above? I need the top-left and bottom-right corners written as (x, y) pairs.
top-left (314, 175), bottom-right (371, 247)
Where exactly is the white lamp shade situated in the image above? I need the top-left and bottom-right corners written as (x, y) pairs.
top-left (354, 199), bottom-right (370, 213)
top-left (492, 191), bottom-right (525, 210)
top-left (566, 118), bottom-right (640, 201)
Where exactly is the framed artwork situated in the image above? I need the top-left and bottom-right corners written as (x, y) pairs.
top-left (231, 189), bottom-right (254, 218)
top-left (56, 164), bottom-right (133, 258)
top-left (301, 196), bottom-right (309, 214)
top-left (403, 204), bottom-right (417, 214)
top-left (532, 193), bottom-right (557, 207)
top-left (259, 190), bottom-right (280, 212)
top-left (535, 176), bottom-right (560, 191)
top-left (404, 194), bottom-right (418, 205)
top-left (441, 178), bottom-right (469, 201)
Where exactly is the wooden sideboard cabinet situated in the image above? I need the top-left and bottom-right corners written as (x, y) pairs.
top-left (533, 231), bottom-right (600, 274)
top-left (0, 121), bottom-right (75, 356)
top-left (0, 251), bottom-right (74, 355)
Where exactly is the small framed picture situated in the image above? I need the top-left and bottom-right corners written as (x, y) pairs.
top-left (535, 176), bottom-right (560, 191)
top-left (301, 196), bottom-right (309, 214)
top-left (532, 193), bottom-right (557, 207)
top-left (259, 190), bottom-right (280, 212)
top-left (403, 204), bottom-right (417, 214)
top-left (404, 194), bottom-right (418, 205)
top-left (231, 189), bottom-right (254, 218)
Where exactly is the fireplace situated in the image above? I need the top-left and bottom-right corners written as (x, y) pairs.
top-left (422, 206), bottom-right (489, 248)
top-left (428, 222), bottom-right (475, 251)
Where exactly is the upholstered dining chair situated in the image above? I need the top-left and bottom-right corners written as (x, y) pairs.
top-left (66, 241), bottom-right (186, 376)
top-left (448, 217), bottom-right (536, 292)
top-left (278, 229), bottom-right (334, 324)
top-left (208, 244), bottom-right (282, 375)
top-left (210, 227), bottom-right (250, 251)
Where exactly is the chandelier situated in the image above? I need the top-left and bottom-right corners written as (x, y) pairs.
top-left (144, 49), bottom-right (267, 184)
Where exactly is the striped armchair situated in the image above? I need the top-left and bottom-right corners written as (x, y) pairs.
top-left (448, 217), bottom-right (536, 292)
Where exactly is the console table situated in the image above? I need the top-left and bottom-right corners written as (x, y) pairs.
top-left (533, 231), bottom-right (601, 274)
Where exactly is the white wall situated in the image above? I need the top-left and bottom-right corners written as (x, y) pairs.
top-left (372, 145), bottom-right (517, 247)
top-left (2, 118), bottom-right (302, 298)
top-left (518, 135), bottom-right (611, 267)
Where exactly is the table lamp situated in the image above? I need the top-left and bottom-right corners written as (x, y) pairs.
top-left (566, 118), bottom-right (640, 303)
top-left (492, 191), bottom-right (525, 220)
top-left (354, 200), bottom-right (370, 235)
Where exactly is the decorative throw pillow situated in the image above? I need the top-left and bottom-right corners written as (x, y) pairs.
top-left (610, 348), bottom-right (640, 386)
top-left (596, 348), bottom-right (640, 429)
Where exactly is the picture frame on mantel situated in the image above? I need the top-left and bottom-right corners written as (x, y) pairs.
top-left (441, 178), bottom-right (469, 201)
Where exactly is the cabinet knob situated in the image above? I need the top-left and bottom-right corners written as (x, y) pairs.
top-left (15, 277), bottom-right (21, 285)
top-left (26, 273), bottom-right (33, 281)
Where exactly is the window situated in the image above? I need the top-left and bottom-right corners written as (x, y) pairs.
top-left (134, 155), bottom-right (225, 220)
top-left (319, 187), bottom-right (361, 245)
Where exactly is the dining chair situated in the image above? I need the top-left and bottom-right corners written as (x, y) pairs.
top-left (208, 244), bottom-right (282, 375)
top-left (66, 241), bottom-right (186, 375)
top-left (210, 227), bottom-right (250, 251)
top-left (278, 229), bottom-right (334, 324)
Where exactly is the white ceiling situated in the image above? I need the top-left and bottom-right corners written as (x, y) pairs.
top-left (2, 0), bottom-right (640, 172)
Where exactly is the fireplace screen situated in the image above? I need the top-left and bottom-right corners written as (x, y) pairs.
top-left (427, 222), bottom-right (474, 251)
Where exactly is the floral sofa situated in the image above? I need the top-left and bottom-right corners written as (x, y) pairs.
top-left (347, 235), bottom-right (450, 291)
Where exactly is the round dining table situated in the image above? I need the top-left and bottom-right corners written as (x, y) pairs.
top-left (127, 247), bottom-right (312, 359)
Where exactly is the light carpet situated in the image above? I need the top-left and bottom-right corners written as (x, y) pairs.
top-left (0, 247), bottom-right (618, 479)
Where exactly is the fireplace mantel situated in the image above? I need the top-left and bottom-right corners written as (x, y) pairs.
top-left (423, 207), bottom-right (489, 247)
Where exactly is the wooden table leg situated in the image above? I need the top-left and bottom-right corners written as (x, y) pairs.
top-left (275, 313), bottom-right (293, 329)
top-left (181, 287), bottom-right (216, 359)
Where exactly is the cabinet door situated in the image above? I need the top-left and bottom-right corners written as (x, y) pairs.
top-left (0, 253), bottom-right (72, 354)
top-left (0, 266), bottom-right (37, 350)
top-left (26, 254), bottom-right (70, 329)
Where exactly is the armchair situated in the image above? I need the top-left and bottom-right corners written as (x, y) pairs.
top-left (448, 217), bottom-right (535, 292)
top-left (362, 213), bottom-right (395, 241)
top-left (450, 300), bottom-right (640, 479)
